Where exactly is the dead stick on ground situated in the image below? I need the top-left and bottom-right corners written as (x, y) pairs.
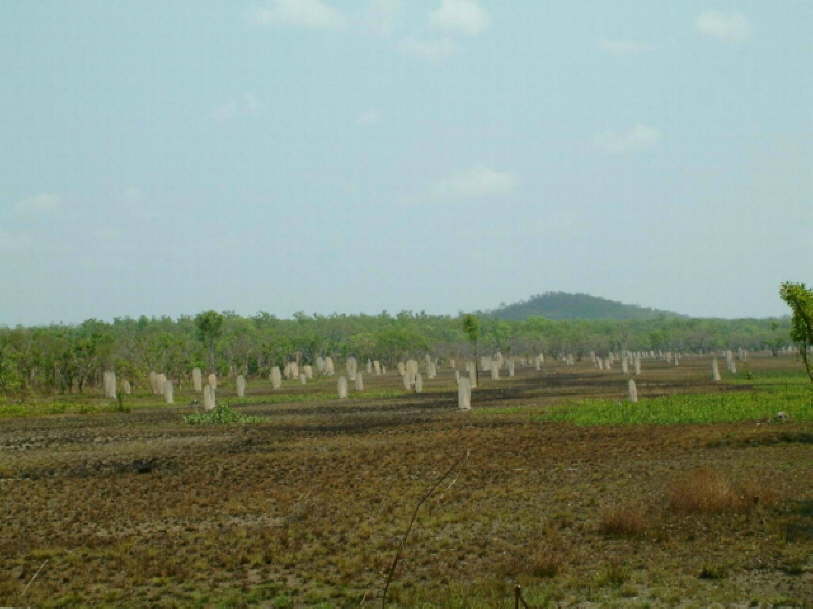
top-left (22, 559), bottom-right (48, 598)
top-left (380, 449), bottom-right (470, 609)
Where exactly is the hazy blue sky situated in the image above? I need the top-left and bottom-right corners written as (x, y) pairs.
top-left (2, 1), bottom-right (811, 325)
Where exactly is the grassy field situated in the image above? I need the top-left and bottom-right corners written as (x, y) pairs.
top-left (0, 354), bottom-right (811, 608)
top-left (537, 381), bottom-right (812, 425)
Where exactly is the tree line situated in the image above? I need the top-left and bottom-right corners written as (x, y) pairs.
top-left (0, 310), bottom-right (792, 395)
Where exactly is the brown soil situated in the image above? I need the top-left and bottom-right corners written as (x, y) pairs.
top-left (0, 356), bottom-right (811, 608)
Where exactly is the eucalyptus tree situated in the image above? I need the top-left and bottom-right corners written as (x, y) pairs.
top-left (462, 314), bottom-right (480, 386)
top-left (221, 316), bottom-right (260, 376)
top-left (195, 310), bottom-right (224, 373)
top-left (779, 281), bottom-right (813, 381)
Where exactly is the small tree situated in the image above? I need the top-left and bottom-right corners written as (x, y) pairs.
top-left (767, 321), bottom-right (786, 357)
top-left (195, 310), bottom-right (225, 373)
top-left (462, 314), bottom-right (480, 385)
top-left (779, 282), bottom-right (813, 382)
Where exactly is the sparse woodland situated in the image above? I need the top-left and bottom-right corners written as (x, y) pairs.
top-left (0, 310), bottom-right (792, 395)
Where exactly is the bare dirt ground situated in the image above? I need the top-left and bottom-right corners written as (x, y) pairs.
top-left (1, 356), bottom-right (811, 608)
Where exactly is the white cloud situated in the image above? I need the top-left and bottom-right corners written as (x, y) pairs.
top-left (429, 166), bottom-right (518, 201)
top-left (366, 0), bottom-right (402, 36)
top-left (13, 193), bottom-right (62, 215)
top-left (696, 11), bottom-right (750, 42)
top-left (429, 0), bottom-right (489, 36)
top-left (212, 92), bottom-right (263, 121)
top-left (399, 37), bottom-right (458, 60)
top-left (598, 39), bottom-right (653, 55)
top-left (356, 108), bottom-right (382, 126)
top-left (595, 124), bottom-right (661, 154)
top-left (251, 0), bottom-right (346, 29)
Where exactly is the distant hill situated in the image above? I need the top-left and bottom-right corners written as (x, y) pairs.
top-left (487, 291), bottom-right (684, 321)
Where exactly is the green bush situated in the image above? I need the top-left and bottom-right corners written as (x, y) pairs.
top-left (183, 404), bottom-right (261, 425)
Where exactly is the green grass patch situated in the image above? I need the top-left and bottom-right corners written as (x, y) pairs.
top-left (0, 397), bottom-right (127, 419)
top-left (729, 369), bottom-right (811, 387)
top-left (183, 404), bottom-right (261, 425)
top-left (0, 387), bottom-right (411, 420)
top-left (535, 386), bottom-right (813, 426)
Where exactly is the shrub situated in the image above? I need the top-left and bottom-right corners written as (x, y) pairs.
top-left (183, 404), bottom-right (260, 425)
top-left (599, 503), bottom-right (648, 537)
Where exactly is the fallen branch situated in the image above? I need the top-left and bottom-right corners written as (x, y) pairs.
top-left (380, 449), bottom-right (470, 609)
top-left (22, 558), bottom-right (48, 598)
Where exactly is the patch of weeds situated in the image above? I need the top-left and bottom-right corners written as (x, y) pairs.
top-left (520, 586), bottom-right (555, 608)
top-left (0, 396), bottom-right (135, 419)
top-left (763, 597), bottom-right (806, 608)
top-left (497, 530), bottom-right (570, 580)
top-left (0, 401), bottom-right (27, 418)
top-left (781, 553), bottom-right (807, 576)
top-left (272, 593), bottom-right (293, 609)
top-left (528, 545), bottom-right (563, 578)
top-left (667, 468), bottom-right (776, 514)
top-left (619, 583), bottom-right (638, 598)
top-left (45, 593), bottom-right (85, 609)
top-left (596, 561), bottom-right (629, 588)
top-left (698, 564), bottom-right (728, 579)
top-left (599, 503), bottom-right (648, 537)
top-left (183, 404), bottom-right (261, 425)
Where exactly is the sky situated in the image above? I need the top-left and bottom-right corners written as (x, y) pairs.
top-left (1, 0), bottom-right (811, 325)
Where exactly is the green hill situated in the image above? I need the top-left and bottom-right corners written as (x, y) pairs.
top-left (488, 291), bottom-right (684, 321)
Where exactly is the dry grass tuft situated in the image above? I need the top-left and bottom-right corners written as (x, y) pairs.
top-left (599, 502), bottom-right (648, 537)
top-left (496, 533), bottom-right (567, 580)
top-left (497, 545), bottom-right (564, 579)
top-left (668, 467), bottom-right (739, 513)
top-left (668, 467), bottom-right (778, 514)
top-left (527, 544), bottom-right (564, 578)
